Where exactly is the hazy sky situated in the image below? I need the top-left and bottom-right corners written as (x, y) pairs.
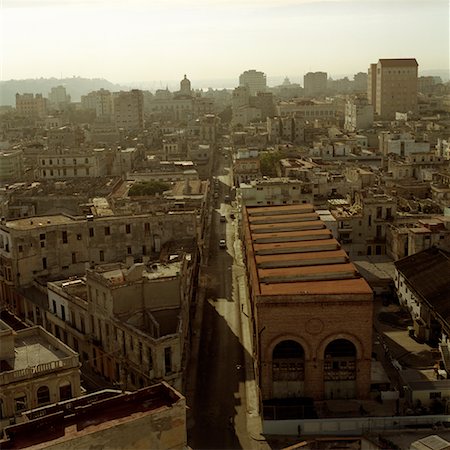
top-left (1, 0), bottom-right (448, 84)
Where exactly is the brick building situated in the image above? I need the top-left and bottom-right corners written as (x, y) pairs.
top-left (242, 204), bottom-right (373, 408)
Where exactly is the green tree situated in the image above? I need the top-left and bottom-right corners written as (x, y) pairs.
top-left (128, 181), bottom-right (170, 196)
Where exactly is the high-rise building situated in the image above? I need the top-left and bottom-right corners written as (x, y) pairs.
top-left (367, 63), bottom-right (377, 106)
top-left (113, 89), bottom-right (144, 131)
top-left (239, 69), bottom-right (267, 96)
top-left (15, 93), bottom-right (47, 117)
top-left (368, 58), bottom-right (418, 120)
top-left (303, 72), bottom-right (327, 97)
top-left (48, 85), bottom-right (71, 109)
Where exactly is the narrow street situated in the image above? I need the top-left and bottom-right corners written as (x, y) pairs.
top-left (189, 152), bottom-right (253, 450)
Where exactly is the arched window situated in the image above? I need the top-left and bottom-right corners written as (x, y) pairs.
top-left (37, 386), bottom-right (50, 405)
top-left (59, 381), bottom-right (72, 402)
top-left (323, 339), bottom-right (357, 400)
top-left (272, 340), bottom-right (305, 382)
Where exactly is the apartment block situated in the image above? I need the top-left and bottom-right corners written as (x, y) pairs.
top-left (303, 72), bottom-right (327, 97)
top-left (37, 149), bottom-right (107, 179)
top-left (0, 212), bottom-right (198, 309)
top-left (15, 93), bottom-right (47, 118)
top-left (344, 98), bottom-right (374, 132)
top-left (114, 90), bottom-right (144, 131)
top-left (368, 58), bottom-right (418, 120)
top-left (0, 150), bottom-right (23, 184)
top-left (239, 69), bottom-right (267, 96)
top-left (238, 178), bottom-right (314, 207)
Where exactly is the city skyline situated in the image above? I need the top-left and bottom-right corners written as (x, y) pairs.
top-left (1, 0), bottom-right (448, 83)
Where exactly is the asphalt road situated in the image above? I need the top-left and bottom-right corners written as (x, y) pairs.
top-left (189, 152), bottom-right (252, 450)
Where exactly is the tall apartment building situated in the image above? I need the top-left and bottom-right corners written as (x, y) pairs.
top-left (367, 58), bottom-right (418, 120)
top-left (239, 70), bottom-right (267, 96)
top-left (303, 72), bottom-right (327, 97)
top-left (15, 93), bottom-right (47, 117)
top-left (48, 86), bottom-right (71, 109)
top-left (114, 89), bottom-right (144, 131)
top-left (344, 97), bottom-right (374, 132)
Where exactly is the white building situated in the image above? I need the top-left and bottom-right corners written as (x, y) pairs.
top-left (344, 99), bottom-right (374, 132)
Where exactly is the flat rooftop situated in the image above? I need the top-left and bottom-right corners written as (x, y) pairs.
top-left (4, 215), bottom-right (75, 230)
top-left (10, 332), bottom-right (69, 371)
top-left (1, 382), bottom-right (184, 450)
top-left (244, 205), bottom-right (372, 297)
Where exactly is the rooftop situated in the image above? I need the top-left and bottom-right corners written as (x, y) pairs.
top-left (244, 205), bottom-right (372, 297)
top-left (0, 382), bottom-right (184, 450)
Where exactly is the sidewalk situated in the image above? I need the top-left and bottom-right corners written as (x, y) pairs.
top-left (233, 224), bottom-right (269, 449)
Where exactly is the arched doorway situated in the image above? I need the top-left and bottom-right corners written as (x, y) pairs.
top-left (323, 339), bottom-right (357, 399)
top-left (272, 340), bottom-right (305, 398)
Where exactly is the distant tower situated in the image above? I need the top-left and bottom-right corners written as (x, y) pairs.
top-left (180, 74), bottom-right (191, 96)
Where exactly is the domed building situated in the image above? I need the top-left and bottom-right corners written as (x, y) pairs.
top-left (180, 74), bottom-right (192, 97)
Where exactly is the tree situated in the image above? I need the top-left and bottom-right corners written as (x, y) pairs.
top-left (128, 181), bottom-right (170, 196)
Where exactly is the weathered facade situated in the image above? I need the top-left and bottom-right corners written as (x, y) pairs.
top-left (242, 204), bottom-right (373, 406)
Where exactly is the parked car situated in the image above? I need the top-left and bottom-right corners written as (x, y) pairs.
top-left (219, 239), bottom-right (226, 248)
top-left (229, 213), bottom-right (235, 220)
top-left (220, 215), bottom-right (226, 222)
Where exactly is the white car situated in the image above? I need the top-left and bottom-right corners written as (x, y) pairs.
top-left (219, 239), bottom-right (226, 248)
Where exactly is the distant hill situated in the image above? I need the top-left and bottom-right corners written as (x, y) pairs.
top-left (0, 77), bottom-right (130, 106)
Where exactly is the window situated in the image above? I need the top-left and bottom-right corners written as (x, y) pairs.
top-left (18, 245), bottom-right (23, 253)
top-left (126, 224), bottom-right (131, 234)
top-left (164, 347), bottom-right (172, 374)
top-left (148, 347), bottom-right (153, 371)
top-left (14, 395), bottom-right (28, 412)
top-left (142, 245), bottom-right (147, 255)
top-left (89, 227), bottom-right (94, 237)
top-left (59, 381), bottom-right (72, 402)
top-left (430, 392), bottom-right (441, 399)
top-left (52, 300), bottom-right (57, 313)
top-left (40, 241), bottom-right (45, 248)
top-left (127, 246), bottom-right (132, 255)
top-left (37, 386), bottom-right (50, 405)
top-left (40, 233), bottom-right (45, 241)
top-left (62, 231), bottom-right (68, 244)
top-left (99, 250), bottom-right (104, 262)
top-left (61, 304), bottom-right (66, 321)
top-left (105, 226), bottom-right (110, 236)
top-left (144, 223), bottom-right (150, 233)
top-left (72, 252), bottom-right (76, 264)
top-left (42, 257), bottom-right (47, 270)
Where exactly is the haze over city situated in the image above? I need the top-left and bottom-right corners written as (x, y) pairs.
top-left (1, 0), bottom-right (449, 84)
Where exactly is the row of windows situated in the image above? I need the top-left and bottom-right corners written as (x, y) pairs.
top-left (14, 382), bottom-right (72, 412)
top-left (42, 167), bottom-right (90, 177)
top-left (42, 158), bottom-right (90, 165)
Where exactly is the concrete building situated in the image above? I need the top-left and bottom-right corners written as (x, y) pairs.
top-left (232, 149), bottom-right (261, 185)
top-left (15, 93), bottom-right (47, 118)
top-left (0, 211), bottom-right (198, 310)
top-left (394, 247), bottom-right (450, 372)
top-left (48, 86), bottom-right (71, 110)
top-left (239, 69), bottom-right (267, 96)
top-left (344, 98), bottom-right (374, 132)
top-left (368, 58), bottom-right (418, 120)
top-left (387, 217), bottom-right (450, 261)
top-left (113, 90), bottom-right (144, 131)
top-left (303, 72), bottom-right (328, 97)
top-left (242, 204), bottom-right (373, 413)
top-left (37, 149), bottom-right (107, 180)
top-left (0, 382), bottom-right (187, 450)
top-left (0, 150), bottom-right (23, 184)
top-left (276, 100), bottom-right (337, 120)
top-left (0, 320), bottom-right (81, 426)
top-left (379, 132), bottom-right (430, 157)
top-left (238, 178), bottom-right (314, 206)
